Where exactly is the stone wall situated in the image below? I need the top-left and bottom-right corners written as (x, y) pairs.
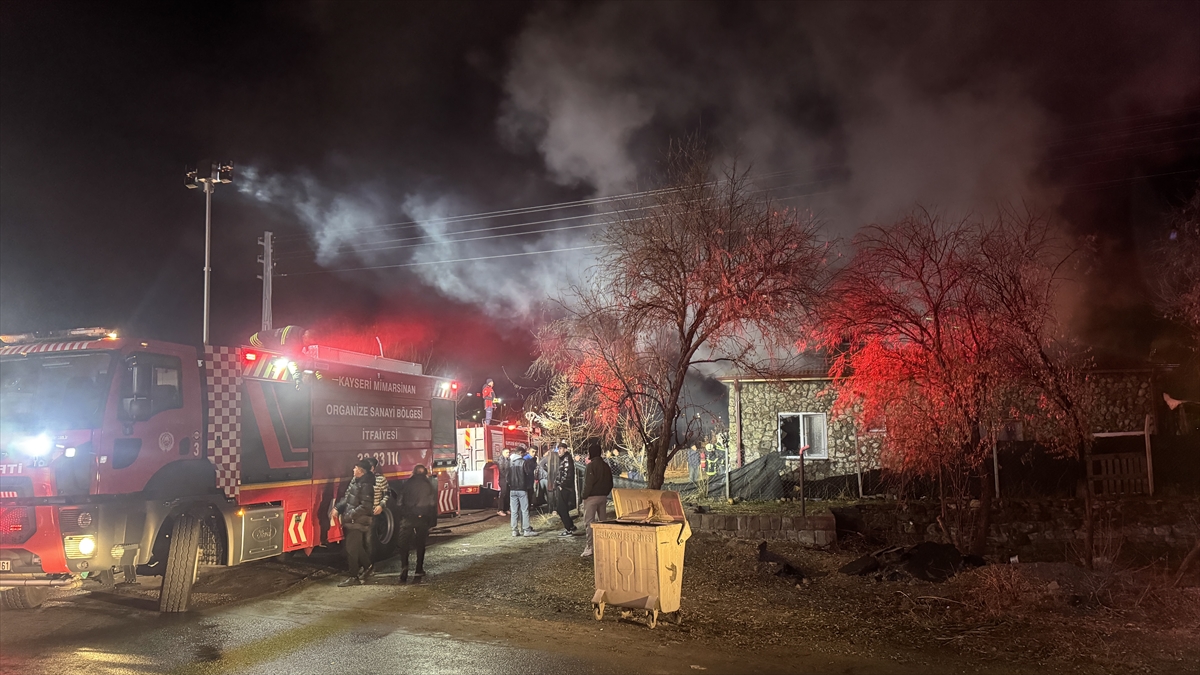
top-left (726, 370), bottom-right (1157, 486)
top-left (1086, 371), bottom-right (1157, 434)
top-left (853, 497), bottom-right (1199, 562)
top-left (688, 512), bottom-right (837, 547)
top-left (730, 379), bottom-right (881, 483)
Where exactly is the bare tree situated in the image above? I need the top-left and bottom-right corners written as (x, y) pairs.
top-left (1154, 181), bottom-right (1200, 339)
top-left (534, 141), bottom-right (828, 489)
top-left (811, 210), bottom-right (1003, 554)
top-left (812, 207), bottom-right (1096, 556)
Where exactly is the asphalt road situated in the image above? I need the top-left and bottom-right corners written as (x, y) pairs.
top-left (0, 509), bottom-right (927, 675)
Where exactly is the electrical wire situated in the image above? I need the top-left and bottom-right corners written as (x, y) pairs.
top-left (278, 243), bottom-right (606, 277)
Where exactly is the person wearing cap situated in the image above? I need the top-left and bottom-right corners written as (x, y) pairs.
top-left (506, 444), bottom-right (539, 537)
top-left (580, 445), bottom-right (613, 557)
top-left (396, 464), bottom-right (438, 582)
top-left (330, 459), bottom-right (375, 585)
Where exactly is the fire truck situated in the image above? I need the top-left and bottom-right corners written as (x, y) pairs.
top-left (454, 422), bottom-right (530, 507)
top-left (0, 328), bottom-right (459, 612)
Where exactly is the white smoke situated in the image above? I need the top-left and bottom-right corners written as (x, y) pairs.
top-left (236, 166), bottom-right (598, 315)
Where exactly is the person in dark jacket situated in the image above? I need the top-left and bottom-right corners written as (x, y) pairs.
top-left (580, 445), bottom-right (613, 557)
top-left (496, 447), bottom-right (511, 516)
top-left (507, 445), bottom-right (539, 537)
top-left (396, 464), bottom-right (438, 582)
top-left (331, 459), bottom-right (375, 585)
top-left (553, 443), bottom-right (579, 536)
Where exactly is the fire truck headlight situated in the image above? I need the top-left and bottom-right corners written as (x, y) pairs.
top-left (65, 535), bottom-right (97, 559)
top-left (15, 433), bottom-right (54, 457)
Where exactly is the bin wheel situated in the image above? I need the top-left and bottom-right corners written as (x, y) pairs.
top-left (593, 602), bottom-right (605, 620)
top-left (673, 610), bottom-right (683, 626)
top-left (648, 609), bottom-right (658, 629)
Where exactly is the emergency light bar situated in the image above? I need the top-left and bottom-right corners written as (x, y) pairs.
top-left (0, 327), bottom-right (117, 345)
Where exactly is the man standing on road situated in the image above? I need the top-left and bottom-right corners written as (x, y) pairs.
top-left (507, 444), bottom-right (540, 537)
top-left (331, 459), bottom-right (375, 586)
top-left (580, 445), bottom-right (613, 557)
top-left (553, 443), bottom-right (579, 537)
top-left (397, 464), bottom-right (438, 583)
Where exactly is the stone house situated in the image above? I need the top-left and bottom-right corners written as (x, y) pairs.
top-left (720, 368), bottom-right (1166, 497)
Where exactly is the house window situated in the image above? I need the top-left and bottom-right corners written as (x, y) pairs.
top-left (778, 413), bottom-right (827, 460)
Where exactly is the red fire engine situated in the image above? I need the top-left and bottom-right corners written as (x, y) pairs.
top-left (0, 328), bottom-right (459, 611)
top-left (454, 422), bottom-right (531, 506)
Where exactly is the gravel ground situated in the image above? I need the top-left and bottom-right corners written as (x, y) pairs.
top-left (424, 507), bottom-right (1200, 675)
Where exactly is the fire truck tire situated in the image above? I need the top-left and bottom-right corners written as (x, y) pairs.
top-left (1, 586), bottom-right (47, 610)
top-left (371, 507), bottom-right (399, 562)
top-left (159, 514), bottom-right (201, 613)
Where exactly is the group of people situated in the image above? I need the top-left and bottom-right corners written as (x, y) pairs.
top-left (330, 440), bottom-right (616, 585)
top-left (495, 441), bottom-right (613, 557)
top-left (330, 457), bottom-right (438, 586)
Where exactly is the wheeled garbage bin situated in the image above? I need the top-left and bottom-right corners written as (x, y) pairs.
top-left (590, 488), bottom-right (691, 628)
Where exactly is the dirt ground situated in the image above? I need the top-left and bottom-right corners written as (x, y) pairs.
top-left (426, 509), bottom-right (1200, 675)
top-left (20, 507), bottom-right (1199, 674)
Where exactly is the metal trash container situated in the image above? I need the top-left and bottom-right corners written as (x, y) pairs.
top-left (591, 488), bottom-right (691, 628)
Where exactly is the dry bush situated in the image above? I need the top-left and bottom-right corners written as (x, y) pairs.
top-left (962, 564), bottom-right (1041, 617)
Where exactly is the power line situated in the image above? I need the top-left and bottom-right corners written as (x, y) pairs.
top-left (274, 174), bottom-right (841, 259)
top-left (278, 243), bottom-right (606, 277)
top-left (276, 187), bottom-right (840, 277)
top-left (272, 165), bottom-right (820, 244)
top-left (278, 169), bottom-right (1198, 278)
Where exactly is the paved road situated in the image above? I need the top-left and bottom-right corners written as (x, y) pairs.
top-left (0, 510), bottom-right (930, 675)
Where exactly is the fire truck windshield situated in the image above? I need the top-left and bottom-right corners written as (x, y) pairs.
top-left (0, 351), bottom-right (116, 432)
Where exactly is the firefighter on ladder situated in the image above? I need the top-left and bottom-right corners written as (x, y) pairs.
top-left (248, 325), bottom-right (314, 387)
top-left (482, 378), bottom-right (495, 425)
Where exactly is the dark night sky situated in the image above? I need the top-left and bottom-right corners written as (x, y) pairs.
top-left (2, 1), bottom-right (1198, 405)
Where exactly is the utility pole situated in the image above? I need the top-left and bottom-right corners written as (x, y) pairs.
top-left (257, 231), bottom-right (274, 332)
top-left (185, 161), bottom-right (234, 345)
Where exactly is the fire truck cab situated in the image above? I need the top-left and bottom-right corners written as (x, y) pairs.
top-left (0, 328), bottom-right (459, 611)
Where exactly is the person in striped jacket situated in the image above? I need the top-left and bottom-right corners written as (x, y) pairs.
top-left (363, 457), bottom-right (390, 578)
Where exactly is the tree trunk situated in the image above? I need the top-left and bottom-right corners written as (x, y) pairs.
top-left (647, 444), bottom-right (667, 489)
top-left (970, 465), bottom-right (993, 557)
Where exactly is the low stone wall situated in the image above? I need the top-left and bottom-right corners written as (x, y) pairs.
top-left (688, 512), bottom-right (837, 547)
top-left (854, 497), bottom-right (1200, 562)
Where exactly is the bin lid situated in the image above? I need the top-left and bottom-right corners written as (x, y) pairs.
top-left (610, 489), bottom-right (691, 542)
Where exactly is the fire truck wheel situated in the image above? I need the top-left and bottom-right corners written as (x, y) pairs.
top-left (1, 586), bottom-right (48, 610)
top-left (371, 507), bottom-right (399, 562)
top-left (159, 514), bottom-right (201, 613)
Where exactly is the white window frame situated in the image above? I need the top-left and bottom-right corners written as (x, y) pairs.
top-left (777, 412), bottom-right (828, 460)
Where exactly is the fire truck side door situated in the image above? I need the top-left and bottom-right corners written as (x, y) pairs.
top-left (96, 347), bottom-right (204, 495)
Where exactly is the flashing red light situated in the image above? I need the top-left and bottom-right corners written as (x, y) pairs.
top-left (507, 424), bottom-right (517, 431)
top-left (8, 524), bottom-right (21, 532)
top-left (451, 382), bottom-right (459, 391)
top-left (244, 352), bottom-right (258, 362)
